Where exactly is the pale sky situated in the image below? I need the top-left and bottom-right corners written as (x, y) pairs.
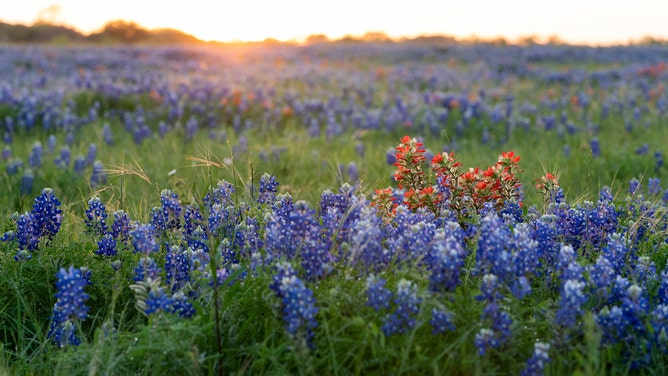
top-left (1, 0), bottom-right (667, 44)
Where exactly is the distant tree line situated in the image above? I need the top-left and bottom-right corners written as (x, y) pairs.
top-left (0, 20), bottom-right (201, 44)
top-left (0, 19), bottom-right (666, 46)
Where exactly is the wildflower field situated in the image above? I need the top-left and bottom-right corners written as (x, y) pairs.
top-left (1, 42), bottom-right (668, 375)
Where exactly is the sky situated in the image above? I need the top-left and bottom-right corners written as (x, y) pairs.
top-left (1, 0), bottom-right (667, 45)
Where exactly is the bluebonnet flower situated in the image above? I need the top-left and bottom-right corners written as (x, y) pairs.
top-left (133, 256), bottom-right (162, 282)
top-left (144, 286), bottom-right (173, 315)
top-left (47, 266), bottom-right (90, 348)
top-left (31, 188), bottom-right (62, 242)
top-left (602, 233), bottom-right (631, 272)
top-left (631, 256), bottom-right (657, 289)
top-left (85, 196), bottom-right (108, 237)
top-left (348, 206), bottom-right (387, 271)
top-left (427, 227), bottom-right (466, 292)
top-left (347, 162), bottom-right (359, 183)
top-left (265, 200), bottom-right (332, 280)
top-left (555, 263), bottom-right (587, 328)
top-left (86, 143), bottom-right (97, 167)
top-left (270, 262), bottom-right (318, 347)
top-left (20, 169), bottom-right (34, 194)
top-left (111, 210), bottom-right (132, 245)
top-left (54, 146), bottom-right (70, 169)
top-left (130, 224), bottom-right (159, 254)
top-left (171, 291), bottom-right (196, 318)
top-left (512, 222), bottom-right (540, 278)
top-left (164, 245), bottom-right (192, 292)
top-left (158, 121), bottom-right (169, 138)
top-left (73, 155), bottom-right (86, 175)
top-left (520, 342), bottom-right (550, 376)
top-left (47, 134), bottom-right (57, 153)
top-left (475, 328), bottom-right (498, 355)
top-left (655, 151), bottom-right (664, 173)
top-left (430, 308), bottom-right (456, 334)
top-left (629, 178), bottom-right (641, 195)
top-left (185, 116), bottom-right (198, 142)
top-left (355, 142), bottom-right (365, 158)
top-left (28, 141), bottom-right (42, 168)
top-left (482, 302), bottom-right (512, 346)
top-left (5, 158), bottom-right (22, 175)
top-left (588, 255), bottom-right (616, 302)
top-left (150, 189), bottom-right (182, 233)
top-left (204, 180), bottom-right (235, 210)
top-left (385, 207), bottom-right (438, 264)
top-left (476, 213), bottom-right (512, 280)
top-left (257, 173), bottom-right (279, 206)
top-left (652, 304), bottom-right (668, 351)
top-left (320, 184), bottom-right (363, 253)
top-left (102, 123), bottom-right (113, 145)
top-left (590, 138), bottom-right (600, 158)
top-left (386, 149), bottom-right (397, 165)
top-left (233, 217), bottom-right (263, 260)
top-left (366, 275), bottom-right (393, 311)
top-left (648, 178), bottom-right (662, 196)
top-left (96, 233), bottom-right (117, 256)
top-left (382, 279), bottom-right (422, 336)
top-left (635, 144), bottom-right (649, 155)
top-left (90, 160), bottom-right (107, 187)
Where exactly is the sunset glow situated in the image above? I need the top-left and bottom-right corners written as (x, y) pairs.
top-left (2, 0), bottom-right (668, 44)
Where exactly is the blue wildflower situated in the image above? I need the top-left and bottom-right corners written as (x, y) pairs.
top-left (130, 223), bottom-right (159, 254)
top-left (73, 155), bottom-right (86, 175)
top-left (555, 266), bottom-right (587, 328)
top-left (133, 256), bottom-right (162, 282)
top-left (257, 173), bottom-right (279, 205)
top-left (144, 286), bottom-right (173, 315)
top-left (365, 275), bottom-right (393, 311)
top-left (520, 342), bottom-right (550, 376)
top-left (47, 266), bottom-right (90, 348)
top-left (20, 169), bottom-right (34, 194)
top-left (475, 328), bottom-right (498, 355)
top-left (85, 196), bottom-right (108, 237)
top-left (430, 308), bottom-right (456, 334)
top-left (427, 227), bottom-right (466, 292)
top-left (382, 279), bottom-right (422, 336)
top-left (270, 263), bottom-right (318, 347)
top-left (96, 233), bottom-right (117, 257)
top-left (111, 210), bottom-right (132, 245)
top-left (90, 160), bottom-right (107, 187)
top-left (28, 141), bottom-right (42, 168)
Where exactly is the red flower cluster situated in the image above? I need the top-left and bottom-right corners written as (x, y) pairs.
top-left (373, 136), bottom-right (532, 219)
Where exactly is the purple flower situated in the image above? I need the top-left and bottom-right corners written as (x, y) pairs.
top-left (85, 196), bottom-right (108, 237)
top-left (28, 141), bottom-right (42, 168)
top-left (96, 233), bottom-right (117, 256)
top-left (520, 342), bottom-right (550, 376)
top-left (150, 189), bottom-right (182, 233)
top-left (90, 160), bottom-right (108, 187)
top-left (427, 227), bottom-right (466, 292)
top-left (133, 256), bottom-right (161, 282)
top-left (430, 308), bottom-right (456, 334)
top-left (270, 262), bottom-right (318, 347)
top-left (555, 269), bottom-right (587, 328)
top-left (382, 279), bottom-right (421, 336)
top-left (257, 173), bottom-right (279, 205)
top-left (365, 275), bottom-right (393, 311)
top-left (111, 210), bottom-right (132, 245)
top-left (47, 266), bottom-right (90, 347)
top-left (20, 169), bottom-right (34, 194)
top-left (475, 328), bottom-right (498, 355)
top-left (130, 223), bottom-right (159, 254)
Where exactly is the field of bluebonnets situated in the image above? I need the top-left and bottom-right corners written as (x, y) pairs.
top-left (1, 42), bottom-right (668, 375)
